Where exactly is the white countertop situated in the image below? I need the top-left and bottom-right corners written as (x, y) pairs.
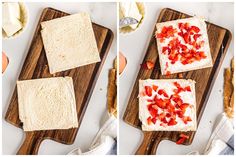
top-left (119, 2), bottom-right (234, 155)
top-left (2, 2), bottom-right (117, 155)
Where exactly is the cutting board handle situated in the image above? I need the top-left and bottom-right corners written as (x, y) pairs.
top-left (17, 132), bottom-right (44, 155)
top-left (135, 132), bottom-right (163, 155)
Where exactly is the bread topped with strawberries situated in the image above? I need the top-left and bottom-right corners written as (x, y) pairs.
top-left (139, 79), bottom-right (197, 131)
top-left (155, 17), bottom-right (213, 75)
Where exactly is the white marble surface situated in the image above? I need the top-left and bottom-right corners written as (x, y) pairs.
top-left (119, 2), bottom-right (234, 155)
top-left (2, 2), bottom-right (117, 155)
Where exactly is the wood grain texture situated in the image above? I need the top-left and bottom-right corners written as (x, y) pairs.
top-left (123, 8), bottom-right (232, 155)
top-left (5, 7), bottom-right (114, 155)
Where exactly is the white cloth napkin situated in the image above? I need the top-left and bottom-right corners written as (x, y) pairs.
top-left (68, 114), bottom-right (117, 155)
top-left (188, 113), bottom-right (234, 155)
top-left (204, 113), bottom-right (234, 155)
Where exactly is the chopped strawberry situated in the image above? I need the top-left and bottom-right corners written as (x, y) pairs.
top-left (162, 47), bottom-right (170, 54)
top-left (176, 137), bottom-right (186, 145)
top-left (141, 61), bottom-right (154, 70)
top-left (152, 85), bottom-right (158, 92)
top-left (147, 99), bottom-right (154, 102)
top-left (183, 116), bottom-right (192, 124)
top-left (193, 34), bottom-right (201, 41)
top-left (190, 26), bottom-right (200, 33)
top-left (152, 105), bottom-right (159, 110)
top-left (145, 86), bottom-right (152, 97)
top-left (180, 103), bottom-right (189, 112)
top-left (158, 89), bottom-right (169, 98)
top-left (184, 86), bottom-right (191, 92)
top-left (178, 23), bottom-right (184, 29)
top-left (156, 26), bottom-right (177, 39)
top-left (151, 117), bottom-right (157, 124)
top-left (166, 113), bottom-right (171, 118)
top-left (168, 118), bottom-right (177, 126)
top-left (148, 106), bottom-right (158, 118)
top-left (179, 133), bottom-right (190, 139)
top-left (146, 61), bottom-right (154, 69)
top-left (166, 71), bottom-right (171, 76)
top-left (176, 110), bottom-right (184, 118)
top-left (158, 112), bottom-right (166, 120)
top-left (161, 117), bottom-right (168, 123)
top-left (199, 51), bottom-right (207, 58)
top-left (147, 116), bottom-right (152, 125)
top-left (183, 33), bottom-right (190, 43)
top-left (155, 98), bottom-right (167, 109)
top-left (167, 104), bottom-right (175, 113)
top-left (173, 82), bottom-right (181, 88)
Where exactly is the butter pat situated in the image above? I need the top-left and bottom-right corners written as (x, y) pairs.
top-left (2, 2), bottom-right (22, 37)
top-left (119, 2), bottom-right (142, 29)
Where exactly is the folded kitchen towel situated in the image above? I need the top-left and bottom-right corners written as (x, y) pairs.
top-left (68, 115), bottom-right (117, 155)
top-left (204, 113), bottom-right (234, 155)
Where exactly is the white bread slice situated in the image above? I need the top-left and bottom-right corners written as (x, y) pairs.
top-left (17, 77), bottom-right (78, 131)
top-left (41, 13), bottom-right (100, 74)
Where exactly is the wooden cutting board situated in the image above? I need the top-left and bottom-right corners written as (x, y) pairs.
top-left (5, 7), bottom-right (113, 155)
top-left (123, 8), bottom-right (232, 155)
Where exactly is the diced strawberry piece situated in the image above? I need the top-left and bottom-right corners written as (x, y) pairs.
top-left (183, 116), bottom-right (192, 124)
top-left (156, 33), bottom-right (163, 38)
top-left (180, 103), bottom-right (190, 112)
top-left (158, 89), bottom-right (169, 98)
top-left (180, 133), bottom-right (190, 139)
top-left (161, 117), bottom-right (168, 123)
top-left (181, 60), bottom-right (188, 65)
top-left (173, 82), bottom-right (181, 88)
top-left (184, 23), bottom-right (190, 30)
top-left (193, 34), bottom-right (201, 41)
top-left (178, 23), bottom-right (184, 29)
top-left (190, 26), bottom-right (200, 33)
top-left (167, 104), bottom-right (175, 113)
top-left (147, 116), bottom-right (152, 125)
top-left (183, 33), bottom-right (190, 43)
top-left (154, 97), bottom-right (166, 109)
top-left (199, 51), bottom-right (207, 59)
top-left (160, 38), bottom-right (165, 43)
top-left (152, 85), bottom-right (158, 92)
top-left (146, 61), bottom-right (154, 69)
top-left (141, 61), bottom-right (154, 70)
top-left (180, 44), bottom-right (188, 50)
top-left (162, 47), bottom-right (169, 54)
top-left (166, 71), bottom-right (171, 76)
top-left (158, 112), bottom-right (166, 120)
top-left (176, 110), bottom-right (184, 118)
top-left (145, 86), bottom-right (152, 97)
top-left (166, 113), bottom-right (171, 118)
top-left (168, 118), bottom-right (177, 126)
top-left (147, 99), bottom-right (154, 102)
top-left (151, 117), bottom-right (157, 124)
top-left (152, 105), bottom-right (159, 110)
top-left (176, 137), bottom-right (186, 145)
top-left (148, 107), bottom-right (158, 118)
top-left (160, 123), bottom-right (166, 127)
top-left (194, 54), bottom-right (201, 61)
top-left (184, 86), bottom-right (191, 92)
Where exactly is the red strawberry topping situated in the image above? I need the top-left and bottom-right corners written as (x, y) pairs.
top-left (152, 85), bottom-right (158, 92)
top-left (141, 61), bottom-right (154, 70)
top-left (158, 89), bottom-right (169, 98)
top-left (157, 22), bottom-right (207, 68)
top-left (176, 137), bottom-right (187, 145)
top-left (145, 86), bottom-right (152, 97)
